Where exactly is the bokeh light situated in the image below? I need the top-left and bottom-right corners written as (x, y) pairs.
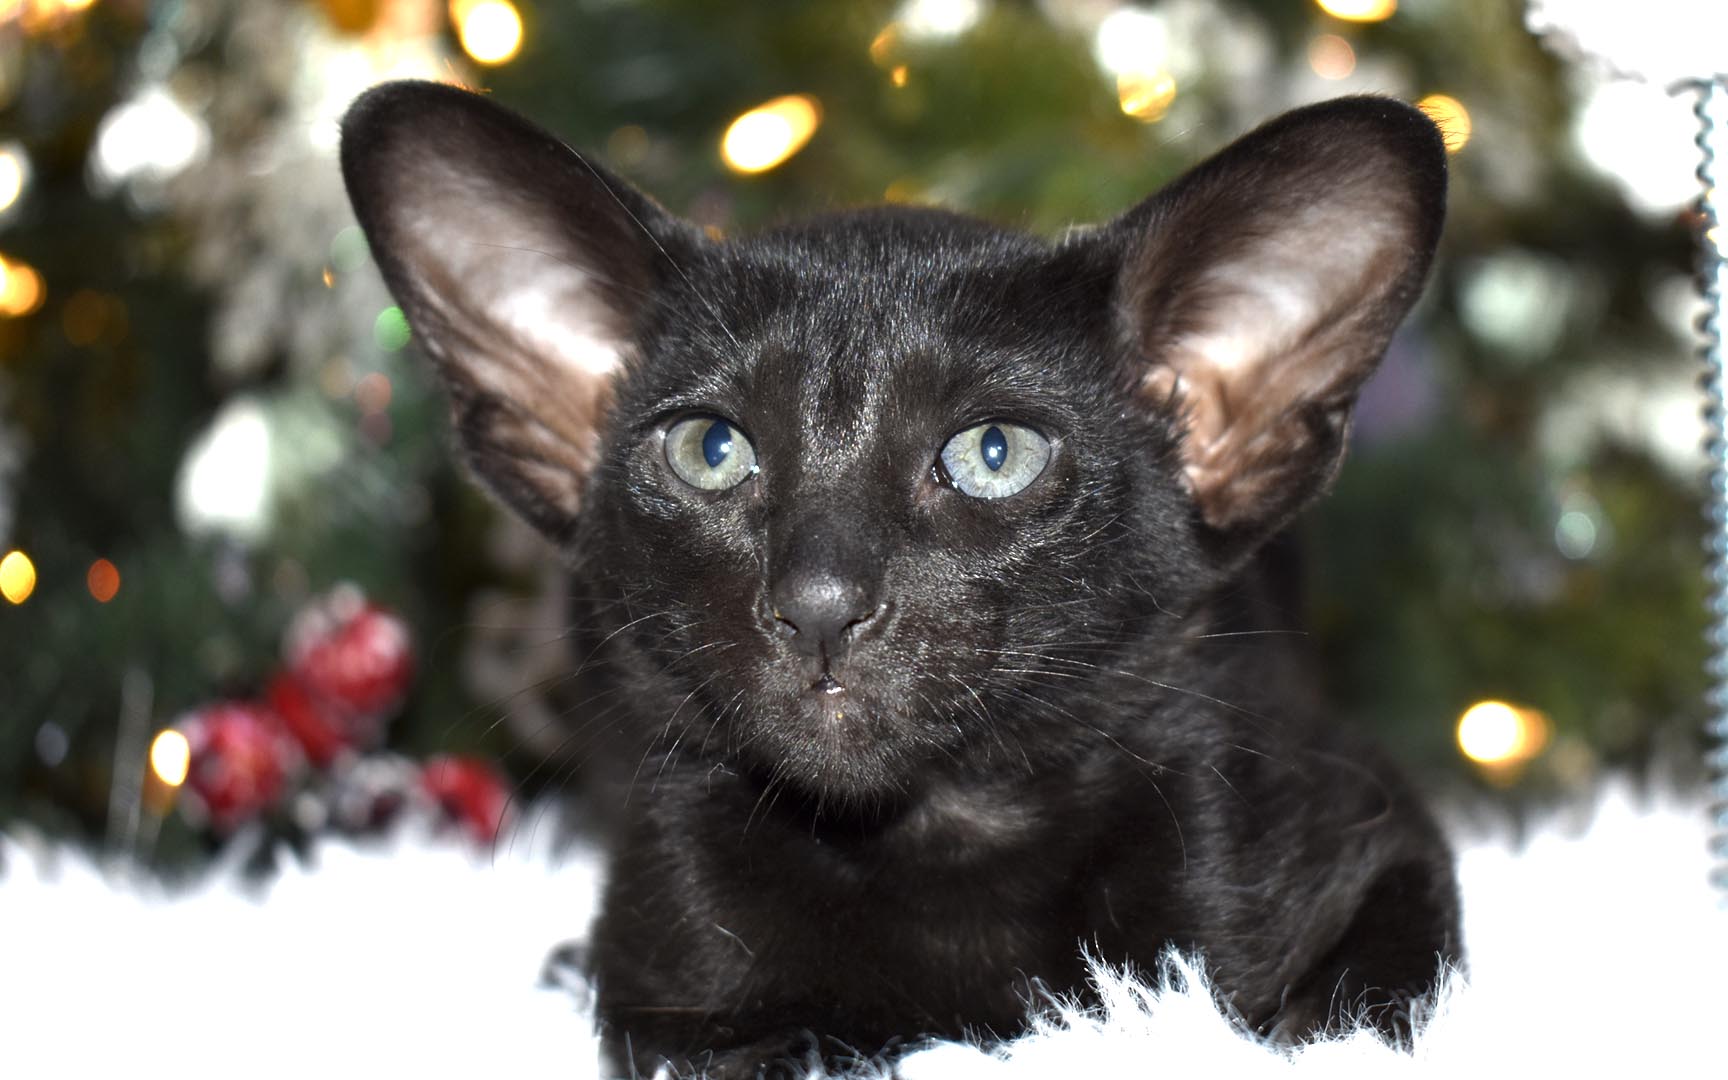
top-left (0, 549), bottom-right (36, 605)
top-left (721, 95), bottom-right (821, 175)
top-left (1418, 93), bottom-right (1472, 153)
top-left (1315, 0), bottom-right (1396, 22)
top-left (355, 372), bottom-right (392, 415)
top-left (1094, 7), bottom-right (1167, 79)
top-left (150, 729), bottom-right (191, 788)
top-left (0, 253), bottom-right (45, 317)
top-left (895, 0), bottom-right (982, 42)
top-left (329, 226), bottom-right (369, 273)
top-left (1118, 71), bottom-right (1177, 123)
top-left (86, 558), bottom-right (120, 603)
top-left (1308, 34), bottom-right (1356, 80)
top-left (175, 397), bottom-right (273, 542)
top-left (5, 0), bottom-right (98, 33)
top-left (869, 23), bottom-right (898, 66)
top-left (1457, 700), bottom-right (1551, 769)
top-left (0, 142), bottom-right (27, 215)
top-left (453, 0), bottom-right (523, 66)
top-left (374, 306), bottom-right (411, 351)
top-left (1555, 508), bottom-right (1599, 559)
top-left (90, 85), bottom-right (209, 190)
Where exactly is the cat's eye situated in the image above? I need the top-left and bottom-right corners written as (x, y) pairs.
top-left (938, 421), bottom-right (1051, 499)
top-left (665, 415), bottom-right (758, 491)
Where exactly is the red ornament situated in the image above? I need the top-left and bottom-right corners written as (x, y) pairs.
top-left (178, 702), bottom-right (299, 832)
top-left (280, 586), bottom-right (414, 760)
top-left (421, 755), bottom-right (511, 845)
top-left (266, 671), bottom-right (349, 768)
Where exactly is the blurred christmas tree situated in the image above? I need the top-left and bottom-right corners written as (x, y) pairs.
top-left (0, 0), bottom-right (1708, 864)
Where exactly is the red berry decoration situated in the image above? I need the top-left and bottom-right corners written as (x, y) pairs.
top-left (178, 702), bottom-right (299, 832)
top-left (421, 755), bottom-right (511, 845)
top-left (281, 586), bottom-right (414, 761)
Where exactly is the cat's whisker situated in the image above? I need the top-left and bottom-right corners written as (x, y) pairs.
top-left (454, 611), bottom-right (701, 749)
top-left (978, 648), bottom-right (1273, 724)
top-left (652, 668), bottom-right (735, 789)
top-left (696, 688), bottom-right (749, 759)
top-left (496, 694), bottom-right (634, 862)
top-left (555, 146), bottom-right (748, 355)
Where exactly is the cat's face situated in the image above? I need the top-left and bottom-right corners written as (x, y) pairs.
top-left (341, 84), bottom-right (1445, 804)
top-left (577, 218), bottom-right (1195, 799)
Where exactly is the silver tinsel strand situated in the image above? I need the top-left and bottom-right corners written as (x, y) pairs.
top-left (1691, 79), bottom-right (1728, 899)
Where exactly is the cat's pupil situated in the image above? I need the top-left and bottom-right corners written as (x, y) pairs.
top-left (981, 425), bottom-right (1008, 472)
top-left (702, 420), bottom-right (733, 469)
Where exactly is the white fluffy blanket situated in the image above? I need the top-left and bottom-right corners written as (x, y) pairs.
top-left (5, 789), bottom-right (1724, 1078)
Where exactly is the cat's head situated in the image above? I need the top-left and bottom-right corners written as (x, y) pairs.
top-left (341, 83), bottom-right (1444, 806)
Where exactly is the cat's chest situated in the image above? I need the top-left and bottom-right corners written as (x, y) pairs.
top-left (686, 776), bottom-right (1099, 989)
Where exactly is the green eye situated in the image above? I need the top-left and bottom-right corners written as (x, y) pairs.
top-left (939, 421), bottom-right (1050, 499)
top-left (665, 415), bottom-right (758, 491)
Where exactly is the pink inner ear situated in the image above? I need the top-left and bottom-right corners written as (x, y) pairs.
top-left (1130, 190), bottom-right (1422, 534)
top-left (343, 82), bottom-right (683, 535)
top-left (387, 170), bottom-right (648, 523)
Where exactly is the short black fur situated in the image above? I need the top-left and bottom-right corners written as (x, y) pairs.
top-left (342, 83), bottom-right (1460, 1077)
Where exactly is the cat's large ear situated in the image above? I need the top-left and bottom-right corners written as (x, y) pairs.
top-left (1112, 96), bottom-right (1445, 555)
top-left (340, 81), bottom-right (692, 542)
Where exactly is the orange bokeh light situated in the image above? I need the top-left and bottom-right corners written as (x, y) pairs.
top-left (86, 557), bottom-right (120, 603)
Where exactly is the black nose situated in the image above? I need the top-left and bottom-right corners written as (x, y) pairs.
top-left (770, 571), bottom-right (879, 661)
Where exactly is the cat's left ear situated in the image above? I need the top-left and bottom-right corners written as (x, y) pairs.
top-left (1111, 96), bottom-right (1445, 554)
top-left (340, 81), bottom-right (695, 542)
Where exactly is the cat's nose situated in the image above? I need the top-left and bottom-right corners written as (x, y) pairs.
top-left (769, 571), bottom-right (881, 662)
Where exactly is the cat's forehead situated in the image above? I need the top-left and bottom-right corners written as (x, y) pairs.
top-left (693, 210), bottom-right (1080, 377)
top-left (730, 208), bottom-right (1046, 320)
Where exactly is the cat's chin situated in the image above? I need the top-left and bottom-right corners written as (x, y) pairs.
top-left (737, 683), bottom-right (938, 807)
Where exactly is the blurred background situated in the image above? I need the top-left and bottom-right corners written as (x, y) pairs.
top-left (0, 0), bottom-right (1712, 868)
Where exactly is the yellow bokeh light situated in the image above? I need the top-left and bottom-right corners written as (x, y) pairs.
top-left (1418, 93), bottom-right (1472, 153)
top-left (1457, 700), bottom-right (1550, 767)
top-left (721, 95), bottom-right (821, 175)
top-left (0, 254), bottom-right (45, 317)
top-left (6, 0), bottom-right (98, 31)
top-left (454, 0), bottom-right (522, 66)
top-left (150, 729), bottom-right (192, 788)
top-left (1315, 0), bottom-right (1396, 22)
top-left (0, 148), bottom-right (24, 213)
top-left (891, 65), bottom-right (910, 88)
top-left (0, 549), bottom-right (36, 605)
top-left (1118, 70), bottom-right (1177, 123)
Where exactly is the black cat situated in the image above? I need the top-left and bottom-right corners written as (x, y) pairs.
top-left (342, 82), bottom-right (1460, 1077)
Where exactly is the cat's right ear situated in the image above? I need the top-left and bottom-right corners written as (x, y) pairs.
top-left (340, 81), bottom-right (691, 542)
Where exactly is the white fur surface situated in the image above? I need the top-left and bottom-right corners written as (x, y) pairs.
top-left (5, 789), bottom-right (1723, 1078)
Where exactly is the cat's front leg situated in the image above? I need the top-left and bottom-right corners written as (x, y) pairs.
top-left (601, 1011), bottom-right (899, 1080)
top-left (598, 1013), bottom-right (803, 1079)
top-left (1257, 856), bottom-right (1461, 1044)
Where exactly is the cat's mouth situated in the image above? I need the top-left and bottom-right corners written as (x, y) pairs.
top-left (806, 676), bottom-right (859, 729)
top-left (723, 668), bottom-right (935, 804)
